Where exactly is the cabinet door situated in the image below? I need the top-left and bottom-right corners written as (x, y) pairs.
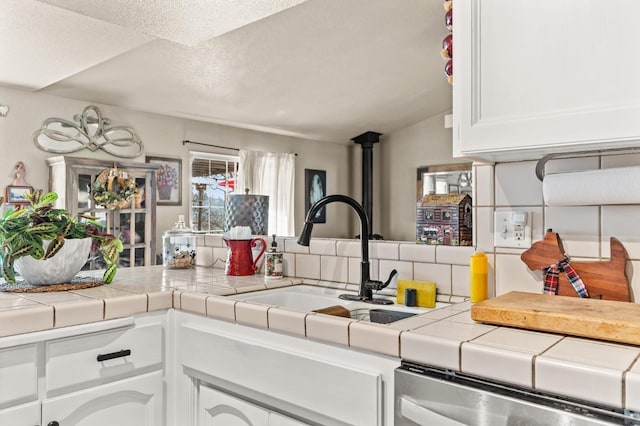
top-left (42, 371), bottom-right (164, 426)
top-left (0, 401), bottom-right (40, 426)
top-left (269, 412), bottom-right (310, 426)
top-left (0, 344), bottom-right (37, 406)
top-left (199, 385), bottom-right (269, 426)
top-left (453, 0), bottom-right (640, 160)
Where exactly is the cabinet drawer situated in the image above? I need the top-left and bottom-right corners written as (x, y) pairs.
top-left (0, 344), bottom-right (37, 407)
top-left (46, 322), bottom-right (162, 394)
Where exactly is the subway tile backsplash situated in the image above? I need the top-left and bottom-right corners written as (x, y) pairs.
top-left (197, 156), bottom-right (640, 301)
top-left (197, 236), bottom-right (474, 298)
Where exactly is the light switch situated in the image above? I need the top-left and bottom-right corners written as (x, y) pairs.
top-left (494, 211), bottom-right (532, 248)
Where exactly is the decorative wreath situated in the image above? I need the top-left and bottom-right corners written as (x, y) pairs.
top-left (91, 167), bottom-right (138, 210)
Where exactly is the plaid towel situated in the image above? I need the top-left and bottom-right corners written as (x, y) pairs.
top-left (542, 257), bottom-right (590, 298)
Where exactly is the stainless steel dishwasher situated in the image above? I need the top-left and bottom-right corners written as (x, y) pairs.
top-left (395, 361), bottom-right (640, 425)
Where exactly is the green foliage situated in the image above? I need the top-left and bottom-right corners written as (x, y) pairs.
top-left (0, 190), bottom-right (123, 284)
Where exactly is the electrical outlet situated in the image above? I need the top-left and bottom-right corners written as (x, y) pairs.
top-left (494, 211), bottom-right (532, 248)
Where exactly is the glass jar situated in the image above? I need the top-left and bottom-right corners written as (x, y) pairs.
top-left (163, 215), bottom-right (196, 269)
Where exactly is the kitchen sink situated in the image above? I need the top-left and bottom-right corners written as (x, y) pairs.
top-left (228, 285), bottom-right (448, 324)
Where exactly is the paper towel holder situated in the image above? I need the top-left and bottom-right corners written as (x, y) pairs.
top-left (535, 146), bottom-right (640, 181)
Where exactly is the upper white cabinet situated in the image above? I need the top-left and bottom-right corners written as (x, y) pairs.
top-left (453, 0), bottom-right (640, 161)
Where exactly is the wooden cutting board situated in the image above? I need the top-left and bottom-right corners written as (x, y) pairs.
top-left (471, 291), bottom-right (640, 345)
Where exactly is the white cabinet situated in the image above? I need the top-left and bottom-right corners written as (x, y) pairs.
top-left (42, 371), bottom-right (164, 426)
top-left (453, 0), bottom-right (640, 161)
top-left (0, 313), bottom-right (165, 426)
top-left (46, 321), bottom-right (163, 395)
top-left (198, 385), bottom-right (309, 426)
top-left (199, 385), bottom-right (270, 426)
top-left (0, 401), bottom-right (40, 426)
top-left (268, 412), bottom-right (308, 426)
top-left (0, 344), bottom-right (37, 406)
top-left (171, 311), bottom-right (399, 426)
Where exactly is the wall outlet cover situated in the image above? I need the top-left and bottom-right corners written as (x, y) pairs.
top-left (494, 210), bottom-right (532, 248)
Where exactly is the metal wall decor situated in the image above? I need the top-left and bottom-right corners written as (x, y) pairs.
top-left (33, 105), bottom-right (143, 158)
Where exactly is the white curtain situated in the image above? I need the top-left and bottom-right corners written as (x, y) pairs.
top-left (237, 149), bottom-right (295, 236)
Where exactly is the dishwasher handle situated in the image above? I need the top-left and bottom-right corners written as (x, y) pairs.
top-left (399, 397), bottom-right (466, 426)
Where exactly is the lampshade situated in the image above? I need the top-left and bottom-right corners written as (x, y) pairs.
top-left (224, 192), bottom-right (269, 236)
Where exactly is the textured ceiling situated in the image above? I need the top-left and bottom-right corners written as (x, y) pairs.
top-left (1, 0), bottom-right (452, 143)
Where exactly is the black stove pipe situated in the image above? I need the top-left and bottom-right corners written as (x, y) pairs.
top-left (351, 131), bottom-right (382, 239)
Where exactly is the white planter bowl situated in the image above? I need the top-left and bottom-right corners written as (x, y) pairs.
top-left (14, 238), bottom-right (92, 285)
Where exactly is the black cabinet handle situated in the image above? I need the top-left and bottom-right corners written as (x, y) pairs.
top-left (97, 349), bottom-right (131, 362)
top-left (48, 421), bottom-right (60, 426)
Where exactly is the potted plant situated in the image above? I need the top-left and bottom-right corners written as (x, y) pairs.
top-left (0, 190), bottom-right (123, 285)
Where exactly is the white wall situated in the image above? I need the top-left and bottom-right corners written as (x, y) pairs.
top-left (0, 87), bottom-right (353, 258)
top-left (379, 111), bottom-right (455, 241)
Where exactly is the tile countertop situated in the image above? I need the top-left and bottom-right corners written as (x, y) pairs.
top-left (2, 265), bottom-right (640, 412)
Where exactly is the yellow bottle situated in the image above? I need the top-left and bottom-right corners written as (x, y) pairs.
top-left (469, 251), bottom-right (488, 303)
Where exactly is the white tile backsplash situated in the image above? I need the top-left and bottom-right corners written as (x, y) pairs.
top-left (545, 156), bottom-right (600, 175)
top-left (495, 161), bottom-right (542, 206)
top-left (495, 254), bottom-right (542, 296)
top-left (436, 245), bottom-right (475, 265)
top-left (399, 243), bottom-right (435, 263)
top-left (413, 262), bottom-right (451, 294)
top-left (204, 234), bottom-right (224, 247)
top-left (544, 206), bottom-right (600, 257)
top-left (195, 153), bottom-right (640, 300)
top-left (336, 240), bottom-right (361, 257)
top-left (348, 257), bottom-right (379, 284)
top-left (295, 254), bottom-right (321, 279)
top-left (309, 239), bottom-right (337, 256)
top-left (451, 265), bottom-right (470, 297)
top-left (370, 241), bottom-right (399, 260)
top-left (474, 163), bottom-right (494, 207)
top-left (474, 207), bottom-right (494, 253)
top-left (602, 205), bottom-right (640, 260)
top-left (320, 256), bottom-right (348, 283)
top-left (284, 238), bottom-right (309, 254)
top-left (601, 153), bottom-right (640, 168)
top-left (212, 248), bottom-right (229, 268)
top-left (379, 260), bottom-right (413, 286)
top-left (282, 253), bottom-right (296, 277)
top-left (628, 261), bottom-right (640, 303)
top-left (195, 246), bottom-right (214, 267)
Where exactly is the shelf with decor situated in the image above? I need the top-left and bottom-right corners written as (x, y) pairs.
top-left (46, 155), bottom-right (160, 269)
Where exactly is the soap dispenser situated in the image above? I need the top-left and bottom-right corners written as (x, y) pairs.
top-left (163, 215), bottom-right (196, 269)
top-left (264, 234), bottom-right (283, 280)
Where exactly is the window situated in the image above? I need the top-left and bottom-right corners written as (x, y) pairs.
top-left (190, 152), bottom-right (239, 233)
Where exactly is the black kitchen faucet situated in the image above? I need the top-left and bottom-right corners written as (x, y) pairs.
top-left (297, 194), bottom-right (397, 304)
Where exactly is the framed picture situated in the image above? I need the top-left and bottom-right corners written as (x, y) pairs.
top-left (305, 169), bottom-right (326, 223)
top-left (6, 185), bottom-right (33, 204)
top-left (145, 156), bottom-right (182, 206)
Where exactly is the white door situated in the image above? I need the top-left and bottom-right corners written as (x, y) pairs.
top-left (42, 371), bottom-right (164, 426)
top-left (0, 401), bottom-right (40, 426)
top-left (199, 385), bottom-right (269, 426)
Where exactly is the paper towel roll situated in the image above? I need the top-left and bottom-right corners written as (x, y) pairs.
top-left (543, 166), bottom-right (640, 206)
